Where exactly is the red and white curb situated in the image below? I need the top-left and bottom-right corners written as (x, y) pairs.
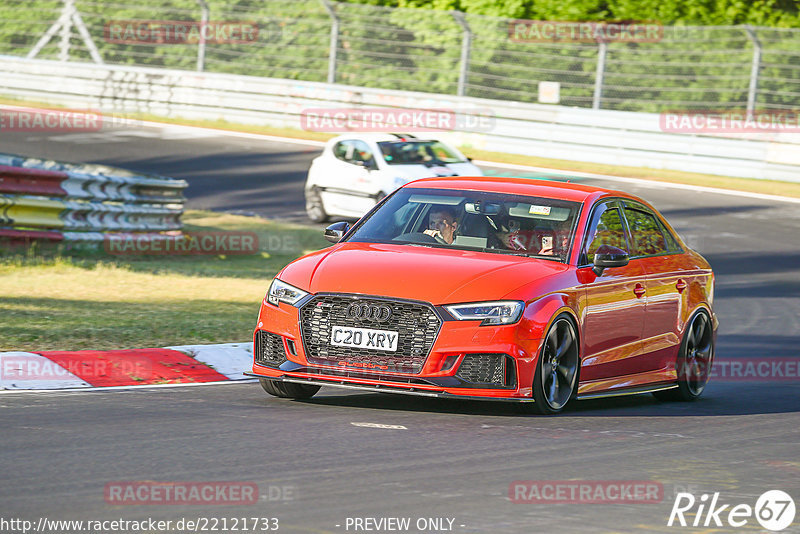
top-left (0, 342), bottom-right (253, 390)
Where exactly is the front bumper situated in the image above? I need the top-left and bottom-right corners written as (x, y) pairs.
top-left (252, 295), bottom-right (542, 400)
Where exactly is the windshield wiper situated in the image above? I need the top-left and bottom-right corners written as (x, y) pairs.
top-left (481, 248), bottom-right (564, 260)
top-left (480, 248), bottom-right (532, 257)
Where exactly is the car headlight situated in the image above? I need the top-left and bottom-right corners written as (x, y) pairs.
top-left (444, 301), bottom-right (524, 326)
top-left (267, 279), bottom-right (309, 307)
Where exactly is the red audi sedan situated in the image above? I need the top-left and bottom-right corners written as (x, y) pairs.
top-left (249, 177), bottom-right (716, 414)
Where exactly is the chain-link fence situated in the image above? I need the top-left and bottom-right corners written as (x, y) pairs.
top-left (1, 0), bottom-right (798, 112)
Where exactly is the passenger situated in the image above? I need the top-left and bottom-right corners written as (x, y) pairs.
top-left (494, 217), bottom-right (535, 251)
top-left (423, 207), bottom-right (459, 244)
top-left (538, 232), bottom-right (555, 255)
top-left (492, 217), bottom-right (565, 256)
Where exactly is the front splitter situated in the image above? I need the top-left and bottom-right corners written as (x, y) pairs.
top-left (245, 372), bottom-right (532, 403)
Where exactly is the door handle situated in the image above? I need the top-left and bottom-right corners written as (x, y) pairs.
top-left (676, 279), bottom-right (687, 293)
top-left (634, 284), bottom-right (646, 298)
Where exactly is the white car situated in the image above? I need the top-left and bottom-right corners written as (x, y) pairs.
top-left (304, 133), bottom-right (482, 222)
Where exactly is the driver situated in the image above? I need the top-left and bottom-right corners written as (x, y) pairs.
top-left (423, 207), bottom-right (459, 244)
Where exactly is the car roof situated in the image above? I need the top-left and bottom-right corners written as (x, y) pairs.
top-left (403, 176), bottom-right (630, 203)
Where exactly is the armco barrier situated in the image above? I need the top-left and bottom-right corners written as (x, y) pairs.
top-left (0, 166), bottom-right (68, 196)
top-left (3, 196), bottom-right (65, 229)
top-left (0, 153), bottom-right (187, 241)
top-left (0, 228), bottom-right (63, 242)
top-left (1, 56), bottom-right (799, 182)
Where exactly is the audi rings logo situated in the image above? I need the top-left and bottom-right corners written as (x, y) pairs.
top-left (346, 302), bottom-right (393, 322)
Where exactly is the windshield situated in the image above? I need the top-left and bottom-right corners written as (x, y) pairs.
top-left (346, 187), bottom-right (581, 262)
top-left (377, 140), bottom-right (467, 165)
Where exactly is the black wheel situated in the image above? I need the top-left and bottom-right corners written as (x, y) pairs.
top-left (654, 309), bottom-right (714, 402)
top-left (259, 378), bottom-right (320, 400)
top-left (526, 314), bottom-right (580, 415)
top-left (305, 187), bottom-right (328, 223)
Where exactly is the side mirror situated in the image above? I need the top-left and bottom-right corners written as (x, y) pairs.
top-left (324, 221), bottom-right (350, 243)
top-left (592, 246), bottom-right (629, 276)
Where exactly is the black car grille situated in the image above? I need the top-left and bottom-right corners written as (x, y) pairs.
top-left (456, 353), bottom-right (514, 387)
top-left (255, 331), bottom-right (287, 368)
top-left (299, 294), bottom-right (441, 374)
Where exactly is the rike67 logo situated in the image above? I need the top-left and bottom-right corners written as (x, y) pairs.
top-left (668, 490), bottom-right (796, 531)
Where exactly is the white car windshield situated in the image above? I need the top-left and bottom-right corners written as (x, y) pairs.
top-left (377, 141), bottom-right (466, 165)
top-left (345, 187), bottom-right (581, 262)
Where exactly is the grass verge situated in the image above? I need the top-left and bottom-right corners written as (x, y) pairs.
top-left (2, 96), bottom-right (799, 199)
top-left (0, 210), bottom-right (330, 351)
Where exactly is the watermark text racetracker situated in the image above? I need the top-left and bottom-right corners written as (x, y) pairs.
top-left (0, 517), bottom-right (279, 533)
top-left (104, 20), bottom-right (260, 45)
top-left (710, 357), bottom-right (800, 383)
top-left (301, 108), bottom-right (495, 133)
top-left (660, 109), bottom-right (800, 133)
top-left (103, 232), bottom-right (300, 256)
top-left (104, 481), bottom-right (295, 505)
top-left (104, 232), bottom-right (258, 256)
top-left (1, 353), bottom-right (152, 383)
top-left (510, 480), bottom-right (664, 504)
top-left (0, 107), bottom-right (141, 132)
top-left (508, 20), bottom-right (663, 43)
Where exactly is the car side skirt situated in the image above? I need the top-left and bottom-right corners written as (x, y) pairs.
top-left (577, 368), bottom-right (679, 397)
top-left (577, 382), bottom-right (678, 400)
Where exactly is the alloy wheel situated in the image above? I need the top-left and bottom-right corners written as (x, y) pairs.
top-left (539, 317), bottom-right (579, 411)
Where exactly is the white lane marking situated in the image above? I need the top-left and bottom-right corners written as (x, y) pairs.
top-left (46, 128), bottom-right (218, 142)
top-left (136, 119), bottom-right (327, 147)
top-left (46, 133), bottom-right (127, 143)
top-left (0, 378), bottom-right (256, 394)
top-left (351, 422), bottom-right (408, 430)
top-left (475, 159), bottom-right (800, 205)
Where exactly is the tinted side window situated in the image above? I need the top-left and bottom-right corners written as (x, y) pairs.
top-left (624, 207), bottom-right (668, 257)
top-left (350, 140), bottom-right (375, 166)
top-left (657, 218), bottom-right (682, 252)
top-left (333, 141), bottom-right (350, 162)
top-left (583, 204), bottom-right (628, 264)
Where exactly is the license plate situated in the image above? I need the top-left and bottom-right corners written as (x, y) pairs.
top-left (330, 325), bottom-right (399, 352)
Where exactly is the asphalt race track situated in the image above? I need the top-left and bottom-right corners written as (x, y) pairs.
top-left (1, 123), bottom-right (799, 533)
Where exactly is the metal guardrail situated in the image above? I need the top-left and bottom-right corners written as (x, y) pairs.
top-left (1, 57), bottom-right (798, 183)
top-left (2, 0), bottom-right (799, 113)
top-left (0, 152), bottom-right (187, 240)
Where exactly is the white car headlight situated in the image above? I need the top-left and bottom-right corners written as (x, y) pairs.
top-left (267, 279), bottom-right (309, 307)
top-left (444, 301), bottom-right (524, 326)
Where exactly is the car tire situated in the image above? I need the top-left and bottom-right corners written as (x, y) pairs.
top-left (525, 314), bottom-right (580, 415)
top-left (653, 309), bottom-right (714, 402)
top-left (259, 378), bottom-right (320, 400)
top-left (305, 187), bottom-right (328, 223)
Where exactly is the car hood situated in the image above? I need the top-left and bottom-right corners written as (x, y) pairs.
top-left (390, 162), bottom-right (482, 180)
top-left (279, 242), bottom-right (569, 305)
